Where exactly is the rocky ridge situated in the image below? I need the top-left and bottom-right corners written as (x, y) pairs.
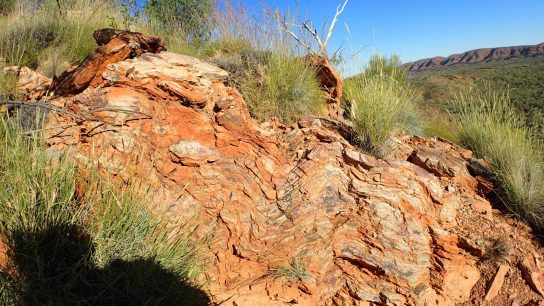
top-left (6, 29), bottom-right (544, 305)
top-left (405, 43), bottom-right (544, 73)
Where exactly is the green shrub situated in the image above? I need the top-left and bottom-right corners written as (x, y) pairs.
top-left (0, 0), bottom-right (120, 76)
top-left (0, 0), bottom-right (15, 15)
top-left (421, 108), bottom-right (461, 144)
top-left (0, 113), bottom-right (207, 304)
top-left (0, 70), bottom-right (17, 99)
top-left (0, 17), bottom-right (57, 69)
top-left (143, 0), bottom-right (214, 42)
top-left (344, 66), bottom-right (421, 157)
top-left (241, 53), bottom-right (325, 123)
top-left (451, 85), bottom-right (544, 228)
top-left (364, 54), bottom-right (406, 84)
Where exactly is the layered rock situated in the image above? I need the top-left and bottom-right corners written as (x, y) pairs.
top-left (303, 54), bottom-right (343, 119)
top-left (38, 30), bottom-right (544, 305)
top-left (52, 29), bottom-right (166, 96)
top-left (2, 66), bottom-right (52, 100)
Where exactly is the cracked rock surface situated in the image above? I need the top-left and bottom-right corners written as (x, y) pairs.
top-left (34, 29), bottom-right (544, 305)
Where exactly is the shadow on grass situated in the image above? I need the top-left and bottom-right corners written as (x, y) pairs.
top-left (3, 224), bottom-right (210, 306)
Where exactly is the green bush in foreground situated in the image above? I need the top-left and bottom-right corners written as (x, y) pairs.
top-left (451, 86), bottom-right (544, 228)
top-left (143, 0), bottom-right (214, 42)
top-left (0, 70), bottom-right (17, 99)
top-left (344, 68), bottom-right (421, 157)
top-left (0, 114), bottom-right (208, 305)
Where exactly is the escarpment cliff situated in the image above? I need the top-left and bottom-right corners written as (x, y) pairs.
top-left (405, 43), bottom-right (544, 73)
top-left (8, 29), bottom-right (544, 305)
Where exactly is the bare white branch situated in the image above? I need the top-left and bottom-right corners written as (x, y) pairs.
top-left (322, 0), bottom-right (349, 52)
top-left (302, 20), bottom-right (325, 53)
top-left (275, 0), bottom-right (349, 57)
top-left (279, 18), bottom-right (311, 51)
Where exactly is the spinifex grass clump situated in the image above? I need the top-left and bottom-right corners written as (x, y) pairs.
top-left (0, 113), bottom-right (207, 305)
top-left (451, 86), bottom-right (544, 228)
top-left (209, 2), bottom-right (326, 123)
top-left (344, 56), bottom-right (421, 157)
top-left (241, 53), bottom-right (325, 123)
top-left (271, 258), bottom-right (310, 281)
top-left (0, 0), bottom-right (120, 76)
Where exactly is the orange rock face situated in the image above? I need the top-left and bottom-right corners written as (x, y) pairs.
top-left (303, 54), bottom-right (343, 119)
top-left (41, 30), bottom-right (544, 305)
top-left (52, 28), bottom-right (166, 96)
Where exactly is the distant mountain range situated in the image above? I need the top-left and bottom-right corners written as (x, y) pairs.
top-left (405, 43), bottom-right (544, 73)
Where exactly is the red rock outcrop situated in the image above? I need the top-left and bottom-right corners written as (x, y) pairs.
top-left (51, 28), bottom-right (166, 96)
top-left (303, 54), bottom-right (343, 119)
top-left (40, 30), bottom-right (544, 305)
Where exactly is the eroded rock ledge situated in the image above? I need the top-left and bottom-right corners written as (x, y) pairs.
top-left (15, 29), bottom-right (544, 305)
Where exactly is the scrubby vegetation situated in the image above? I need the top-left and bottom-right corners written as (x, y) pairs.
top-left (240, 53), bottom-right (324, 122)
top-left (344, 55), bottom-right (422, 157)
top-left (271, 258), bottom-right (310, 282)
top-left (450, 85), bottom-right (544, 228)
top-left (0, 0), bottom-right (15, 15)
top-left (0, 71), bottom-right (16, 99)
top-left (410, 56), bottom-right (544, 140)
top-left (0, 114), bottom-right (207, 305)
top-left (0, 0), bottom-right (120, 76)
top-left (144, 0), bottom-right (214, 42)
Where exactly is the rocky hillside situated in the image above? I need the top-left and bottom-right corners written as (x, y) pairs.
top-left (405, 43), bottom-right (544, 73)
top-left (5, 30), bottom-right (544, 305)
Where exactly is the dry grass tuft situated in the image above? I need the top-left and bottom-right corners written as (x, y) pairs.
top-left (451, 85), bottom-right (544, 229)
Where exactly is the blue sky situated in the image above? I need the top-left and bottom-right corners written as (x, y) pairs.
top-left (136, 0), bottom-right (543, 63)
top-left (240, 0), bottom-right (544, 63)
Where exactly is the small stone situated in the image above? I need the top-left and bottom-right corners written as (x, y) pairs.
top-left (472, 200), bottom-right (492, 215)
top-left (476, 175), bottom-right (494, 194)
top-left (458, 236), bottom-right (486, 257)
top-left (344, 148), bottom-right (377, 169)
top-left (441, 260), bottom-right (481, 302)
top-left (484, 265), bottom-right (510, 301)
top-left (520, 255), bottom-right (544, 297)
top-left (169, 140), bottom-right (219, 166)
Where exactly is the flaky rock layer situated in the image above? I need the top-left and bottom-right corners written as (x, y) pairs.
top-left (35, 30), bottom-right (544, 305)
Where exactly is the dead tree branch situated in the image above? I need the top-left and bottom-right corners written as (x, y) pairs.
top-left (276, 0), bottom-right (349, 56)
top-left (323, 0), bottom-right (349, 51)
top-left (1, 100), bottom-right (153, 121)
top-left (279, 19), bottom-right (311, 51)
top-left (1, 100), bottom-right (87, 120)
top-left (1, 100), bottom-right (153, 136)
